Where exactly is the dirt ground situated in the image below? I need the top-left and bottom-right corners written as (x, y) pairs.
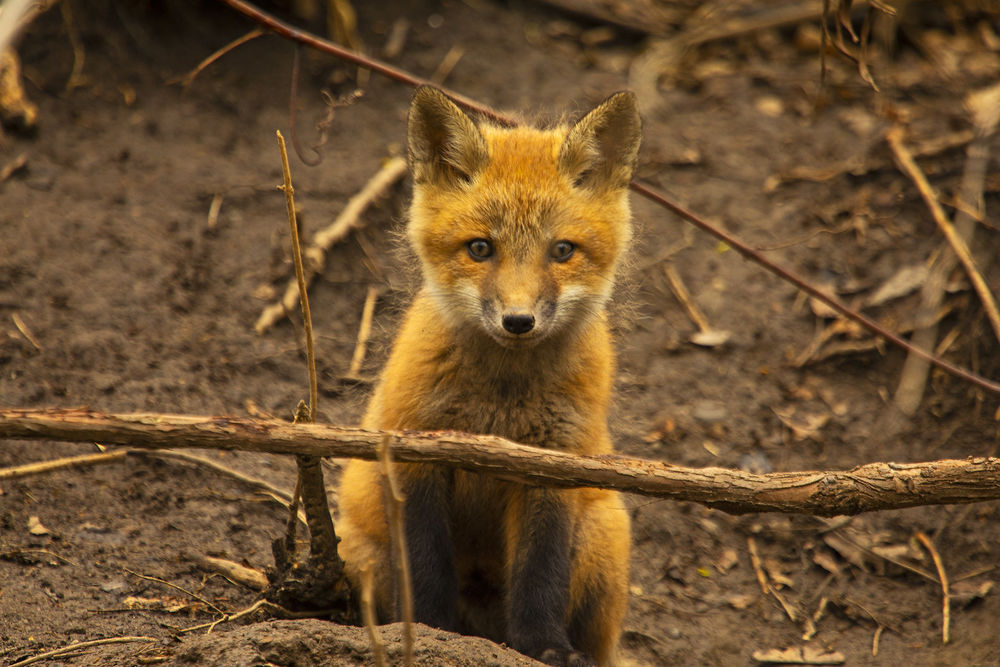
top-left (2, 1), bottom-right (1000, 665)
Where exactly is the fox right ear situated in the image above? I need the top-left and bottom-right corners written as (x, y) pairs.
top-left (408, 87), bottom-right (489, 187)
top-left (559, 91), bottom-right (641, 192)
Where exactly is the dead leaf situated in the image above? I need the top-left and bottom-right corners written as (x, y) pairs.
top-left (950, 580), bottom-right (993, 608)
top-left (866, 264), bottom-right (929, 307)
top-left (812, 550), bottom-right (841, 576)
top-left (715, 547), bottom-right (739, 573)
top-left (752, 646), bottom-right (845, 664)
top-left (772, 406), bottom-right (831, 441)
top-left (27, 515), bottom-right (51, 536)
top-left (726, 592), bottom-right (756, 609)
top-left (691, 329), bottom-right (732, 347)
top-left (763, 558), bottom-right (795, 589)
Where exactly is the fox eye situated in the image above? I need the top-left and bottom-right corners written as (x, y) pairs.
top-left (467, 238), bottom-right (494, 261)
top-left (551, 240), bottom-right (575, 262)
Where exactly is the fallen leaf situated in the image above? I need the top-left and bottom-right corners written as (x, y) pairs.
top-left (752, 646), bottom-right (845, 664)
top-left (811, 551), bottom-right (841, 576)
top-left (866, 264), bottom-right (929, 306)
top-left (27, 516), bottom-right (51, 536)
top-left (715, 547), bottom-right (739, 573)
top-left (726, 592), bottom-right (756, 609)
top-left (691, 329), bottom-right (732, 347)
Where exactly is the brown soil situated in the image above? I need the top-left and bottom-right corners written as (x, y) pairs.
top-left (2, 2), bottom-right (1000, 665)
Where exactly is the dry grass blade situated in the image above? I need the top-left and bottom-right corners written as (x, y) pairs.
top-left (893, 84), bottom-right (1000, 414)
top-left (378, 434), bottom-right (414, 666)
top-left (347, 285), bottom-right (380, 378)
top-left (886, 126), bottom-right (1000, 346)
top-left (361, 561), bottom-right (388, 667)
top-left (915, 531), bottom-right (951, 644)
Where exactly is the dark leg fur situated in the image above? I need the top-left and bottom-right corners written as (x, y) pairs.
top-left (507, 489), bottom-right (593, 666)
top-left (402, 467), bottom-right (459, 630)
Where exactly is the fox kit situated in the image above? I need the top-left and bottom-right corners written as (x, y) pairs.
top-left (336, 86), bottom-right (640, 666)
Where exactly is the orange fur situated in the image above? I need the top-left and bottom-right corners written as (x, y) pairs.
top-left (337, 87), bottom-right (640, 666)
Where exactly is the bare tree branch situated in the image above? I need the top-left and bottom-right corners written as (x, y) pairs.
top-left (2, 408), bottom-right (999, 516)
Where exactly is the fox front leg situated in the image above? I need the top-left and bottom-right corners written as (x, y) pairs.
top-left (506, 488), bottom-right (594, 667)
top-left (400, 466), bottom-right (459, 630)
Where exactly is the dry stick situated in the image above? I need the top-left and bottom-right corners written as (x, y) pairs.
top-left (193, 554), bottom-right (269, 591)
top-left (277, 130), bottom-right (340, 564)
top-left (915, 531), bottom-right (951, 644)
top-left (219, 0), bottom-right (1000, 396)
top-left (378, 434), bottom-right (414, 667)
top-left (0, 450), bottom-right (126, 479)
top-left (360, 562), bottom-right (389, 667)
top-left (277, 130), bottom-right (317, 422)
top-left (887, 125), bottom-right (1000, 346)
top-left (894, 85), bottom-right (1000, 415)
top-left (347, 285), bottom-right (380, 378)
top-left (5, 408), bottom-right (1000, 516)
top-left (255, 156), bottom-right (407, 334)
top-left (7, 636), bottom-right (157, 667)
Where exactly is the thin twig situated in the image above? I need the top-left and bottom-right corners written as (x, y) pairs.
top-left (8, 636), bottom-right (157, 667)
top-left (430, 45), bottom-right (464, 86)
top-left (886, 125), bottom-right (1000, 346)
top-left (173, 28), bottom-right (265, 88)
top-left (288, 45), bottom-right (321, 166)
top-left (872, 625), bottom-right (884, 656)
top-left (348, 286), bottom-right (380, 378)
top-left (915, 531), bottom-right (951, 644)
top-left (378, 434), bottom-right (414, 667)
top-left (176, 598), bottom-right (327, 634)
top-left (219, 0), bottom-right (1000, 396)
top-left (664, 263), bottom-right (711, 332)
top-left (123, 567), bottom-right (225, 617)
top-left (276, 130), bottom-right (317, 421)
top-left (361, 561), bottom-right (388, 667)
top-left (255, 156), bottom-right (406, 334)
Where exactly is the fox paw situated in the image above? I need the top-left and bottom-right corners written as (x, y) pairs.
top-left (537, 648), bottom-right (596, 667)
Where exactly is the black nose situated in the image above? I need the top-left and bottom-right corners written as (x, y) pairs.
top-left (502, 313), bottom-right (535, 334)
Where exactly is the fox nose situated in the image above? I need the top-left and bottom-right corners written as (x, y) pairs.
top-left (502, 312), bottom-right (535, 335)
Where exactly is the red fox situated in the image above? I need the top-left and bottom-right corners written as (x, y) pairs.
top-left (336, 86), bottom-right (640, 666)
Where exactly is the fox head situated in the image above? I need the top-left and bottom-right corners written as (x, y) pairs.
top-left (406, 87), bottom-right (641, 347)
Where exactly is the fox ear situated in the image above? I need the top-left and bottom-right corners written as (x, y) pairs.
top-left (559, 91), bottom-right (641, 191)
top-left (408, 86), bottom-right (489, 187)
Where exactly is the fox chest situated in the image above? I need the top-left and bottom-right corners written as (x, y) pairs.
top-left (411, 370), bottom-right (588, 450)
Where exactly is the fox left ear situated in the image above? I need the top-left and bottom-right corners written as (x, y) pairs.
top-left (408, 86), bottom-right (489, 188)
top-left (559, 91), bottom-right (641, 192)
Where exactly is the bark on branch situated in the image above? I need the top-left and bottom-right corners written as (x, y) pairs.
top-left (2, 407), bottom-right (998, 517)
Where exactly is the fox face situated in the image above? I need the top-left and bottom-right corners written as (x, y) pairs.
top-left (406, 87), bottom-right (641, 347)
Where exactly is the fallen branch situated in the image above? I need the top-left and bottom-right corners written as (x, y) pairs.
top-left (3, 408), bottom-right (1000, 517)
